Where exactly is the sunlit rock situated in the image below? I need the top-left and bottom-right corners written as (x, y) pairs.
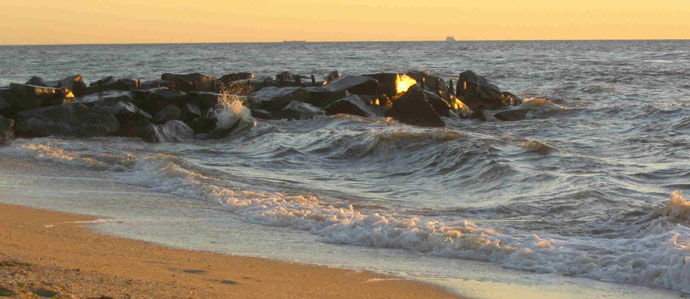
top-left (407, 71), bottom-right (447, 92)
top-left (7, 83), bottom-right (74, 112)
top-left (385, 86), bottom-right (445, 127)
top-left (364, 73), bottom-right (417, 98)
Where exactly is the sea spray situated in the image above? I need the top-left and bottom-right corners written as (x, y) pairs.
top-left (212, 84), bottom-right (255, 131)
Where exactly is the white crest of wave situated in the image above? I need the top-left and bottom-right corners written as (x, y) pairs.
top-left (212, 85), bottom-right (255, 130)
top-left (113, 154), bottom-right (690, 294)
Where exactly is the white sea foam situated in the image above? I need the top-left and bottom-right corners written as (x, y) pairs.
top-left (4, 141), bottom-right (690, 293)
top-left (213, 87), bottom-right (255, 130)
top-left (114, 153), bottom-right (690, 294)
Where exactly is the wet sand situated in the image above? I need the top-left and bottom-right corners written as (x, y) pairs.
top-left (0, 203), bottom-right (460, 298)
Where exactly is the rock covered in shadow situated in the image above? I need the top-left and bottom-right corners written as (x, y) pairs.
top-left (324, 95), bottom-right (382, 118)
top-left (324, 70), bottom-right (342, 82)
top-left (26, 76), bottom-right (48, 87)
top-left (407, 71), bottom-right (447, 92)
top-left (385, 86), bottom-right (445, 127)
top-left (0, 91), bottom-right (10, 117)
top-left (6, 83), bottom-right (75, 113)
top-left (92, 100), bottom-right (152, 124)
top-left (88, 76), bottom-right (141, 93)
top-left (162, 73), bottom-right (216, 92)
top-left (144, 120), bottom-right (193, 143)
top-left (138, 88), bottom-right (186, 115)
top-left (155, 104), bottom-right (182, 124)
top-left (219, 72), bottom-right (254, 84)
top-left (271, 101), bottom-right (324, 120)
top-left (0, 115), bottom-right (14, 144)
top-left (249, 87), bottom-right (309, 111)
top-left (456, 70), bottom-right (507, 111)
top-left (494, 109), bottom-right (529, 121)
top-left (185, 92), bottom-right (220, 111)
top-left (305, 76), bottom-right (378, 107)
top-left (15, 103), bottom-right (119, 137)
top-left (182, 103), bottom-right (202, 121)
top-left (423, 90), bottom-right (451, 117)
top-left (501, 91), bottom-right (523, 106)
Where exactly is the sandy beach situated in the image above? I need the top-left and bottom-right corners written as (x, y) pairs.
top-left (0, 203), bottom-right (459, 298)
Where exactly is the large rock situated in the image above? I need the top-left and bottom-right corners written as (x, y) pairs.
top-left (439, 91), bottom-right (473, 117)
top-left (185, 92), bottom-right (220, 111)
top-left (161, 73), bottom-right (216, 92)
top-left (271, 101), bottom-right (324, 120)
top-left (501, 92), bottom-right (523, 106)
top-left (15, 103), bottom-right (119, 137)
top-left (324, 70), bottom-right (342, 82)
top-left (7, 83), bottom-right (75, 112)
top-left (249, 87), bottom-right (309, 111)
top-left (155, 104), bottom-right (182, 124)
top-left (305, 76), bottom-right (378, 107)
top-left (88, 76), bottom-right (141, 93)
top-left (144, 120), bottom-right (193, 143)
top-left (139, 88), bottom-right (186, 115)
top-left (182, 103), bottom-right (202, 121)
top-left (0, 115), bottom-right (14, 144)
top-left (223, 77), bottom-right (277, 95)
top-left (26, 76), bottom-right (47, 87)
top-left (324, 95), bottom-right (382, 118)
top-left (456, 70), bottom-right (507, 111)
top-left (385, 86), bottom-right (445, 127)
top-left (92, 100), bottom-right (152, 124)
top-left (423, 90), bottom-right (451, 117)
top-left (219, 72), bottom-right (254, 84)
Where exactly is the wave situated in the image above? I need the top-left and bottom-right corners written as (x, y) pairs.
top-left (4, 139), bottom-right (690, 293)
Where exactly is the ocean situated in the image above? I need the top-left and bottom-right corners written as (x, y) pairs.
top-left (1, 40), bottom-right (690, 298)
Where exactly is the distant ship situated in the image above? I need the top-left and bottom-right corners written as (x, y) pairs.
top-left (445, 36), bottom-right (456, 42)
top-left (283, 40), bottom-right (306, 43)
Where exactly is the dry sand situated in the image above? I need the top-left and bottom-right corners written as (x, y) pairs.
top-left (0, 203), bottom-right (461, 298)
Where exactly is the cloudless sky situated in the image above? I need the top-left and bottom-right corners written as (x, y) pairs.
top-left (0, 0), bottom-right (688, 45)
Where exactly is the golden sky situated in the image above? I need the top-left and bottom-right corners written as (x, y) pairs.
top-left (1, 0), bottom-right (688, 44)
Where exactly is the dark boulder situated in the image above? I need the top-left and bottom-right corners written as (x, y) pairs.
top-left (162, 73), bottom-right (216, 92)
top-left (275, 71), bottom-right (295, 86)
top-left (304, 76), bottom-right (378, 107)
top-left (407, 71), bottom-right (447, 92)
top-left (385, 86), bottom-right (445, 127)
top-left (140, 88), bottom-right (186, 115)
top-left (155, 104), bottom-right (183, 124)
top-left (182, 103), bottom-right (202, 121)
top-left (423, 90), bottom-right (451, 117)
top-left (456, 70), bottom-right (507, 111)
top-left (219, 72), bottom-right (254, 84)
top-left (324, 95), bottom-right (382, 118)
top-left (271, 101), bottom-right (324, 120)
top-left (494, 109), bottom-right (529, 121)
top-left (87, 76), bottom-right (141, 93)
top-left (188, 114), bottom-right (217, 134)
top-left (15, 103), bottom-right (119, 137)
top-left (26, 76), bottom-right (48, 87)
top-left (0, 115), bottom-right (14, 144)
top-left (140, 79), bottom-right (168, 89)
top-left (7, 83), bottom-right (75, 112)
top-left (185, 92), bottom-right (220, 111)
top-left (249, 87), bottom-right (309, 111)
top-left (93, 100), bottom-right (151, 124)
top-left (144, 120), bottom-right (194, 143)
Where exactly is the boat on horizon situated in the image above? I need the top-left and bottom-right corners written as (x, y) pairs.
top-left (445, 36), bottom-right (456, 42)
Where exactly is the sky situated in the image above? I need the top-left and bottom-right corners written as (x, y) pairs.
top-left (0, 0), bottom-right (688, 45)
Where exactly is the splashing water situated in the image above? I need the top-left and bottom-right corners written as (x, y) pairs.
top-left (212, 84), bottom-right (256, 130)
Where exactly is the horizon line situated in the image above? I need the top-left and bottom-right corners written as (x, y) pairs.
top-left (1, 38), bottom-right (688, 47)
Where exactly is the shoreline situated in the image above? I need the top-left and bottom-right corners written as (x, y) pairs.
top-left (0, 202), bottom-right (461, 298)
